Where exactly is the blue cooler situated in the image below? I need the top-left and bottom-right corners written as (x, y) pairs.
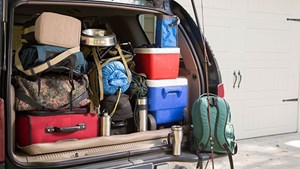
top-left (146, 78), bottom-right (188, 125)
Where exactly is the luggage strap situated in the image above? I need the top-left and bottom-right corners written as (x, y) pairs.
top-left (23, 25), bottom-right (35, 35)
top-left (14, 45), bottom-right (80, 76)
top-left (115, 44), bottom-right (131, 82)
top-left (92, 47), bottom-right (104, 101)
top-left (92, 43), bottom-right (132, 103)
top-left (15, 89), bottom-right (89, 111)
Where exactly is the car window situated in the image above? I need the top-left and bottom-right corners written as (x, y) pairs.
top-left (138, 14), bottom-right (156, 44)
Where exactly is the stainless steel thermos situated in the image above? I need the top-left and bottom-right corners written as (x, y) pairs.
top-left (168, 125), bottom-right (183, 156)
top-left (137, 97), bottom-right (147, 132)
top-left (100, 112), bottom-right (111, 136)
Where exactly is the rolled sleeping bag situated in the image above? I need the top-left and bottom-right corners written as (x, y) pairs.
top-left (102, 61), bottom-right (132, 95)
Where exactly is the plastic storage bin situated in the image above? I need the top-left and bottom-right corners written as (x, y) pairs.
top-left (134, 48), bottom-right (180, 80)
top-left (146, 78), bottom-right (188, 125)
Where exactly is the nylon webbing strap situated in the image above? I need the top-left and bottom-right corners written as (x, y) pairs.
top-left (115, 44), bottom-right (131, 82)
top-left (15, 45), bottom-right (80, 76)
top-left (92, 47), bottom-right (104, 101)
top-left (101, 54), bottom-right (133, 68)
top-left (15, 90), bottom-right (44, 110)
top-left (196, 152), bottom-right (203, 169)
top-left (16, 89), bottom-right (89, 111)
top-left (23, 25), bottom-right (35, 34)
top-left (223, 144), bottom-right (235, 169)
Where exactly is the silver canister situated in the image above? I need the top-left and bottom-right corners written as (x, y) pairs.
top-left (100, 112), bottom-right (111, 136)
top-left (168, 125), bottom-right (183, 156)
top-left (137, 97), bottom-right (147, 132)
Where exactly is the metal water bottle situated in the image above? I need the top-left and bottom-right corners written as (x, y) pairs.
top-left (168, 125), bottom-right (183, 156)
top-left (137, 97), bottom-right (147, 132)
top-left (101, 112), bottom-right (111, 136)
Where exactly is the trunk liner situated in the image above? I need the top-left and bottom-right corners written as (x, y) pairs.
top-left (19, 128), bottom-right (170, 155)
top-left (24, 138), bottom-right (168, 163)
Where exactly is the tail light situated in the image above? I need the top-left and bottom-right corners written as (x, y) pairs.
top-left (217, 83), bottom-right (225, 98)
top-left (0, 98), bottom-right (4, 163)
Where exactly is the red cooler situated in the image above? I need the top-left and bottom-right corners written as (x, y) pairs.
top-left (134, 48), bottom-right (180, 79)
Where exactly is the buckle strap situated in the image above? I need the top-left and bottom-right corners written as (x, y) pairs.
top-left (15, 45), bottom-right (80, 76)
top-left (92, 47), bottom-right (104, 102)
top-left (115, 43), bottom-right (131, 82)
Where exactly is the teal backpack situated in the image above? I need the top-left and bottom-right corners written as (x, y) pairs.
top-left (191, 94), bottom-right (237, 169)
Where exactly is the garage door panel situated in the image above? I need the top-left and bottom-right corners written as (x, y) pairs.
top-left (204, 17), bottom-right (244, 60)
top-left (205, 26), bottom-right (231, 53)
top-left (243, 104), bottom-right (286, 131)
top-left (242, 67), bottom-right (289, 92)
top-left (233, 101), bottom-right (297, 139)
top-left (204, 0), bottom-right (232, 10)
top-left (202, 0), bottom-right (300, 139)
top-left (247, 0), bottom-right (290, 15)
top-left (245, 29), bottom-right (290, 53)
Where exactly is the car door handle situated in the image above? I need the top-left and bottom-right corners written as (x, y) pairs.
top-left (282, 98), bottom-right (298, 102)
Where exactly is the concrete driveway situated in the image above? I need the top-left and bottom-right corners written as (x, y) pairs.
top-left (205, 132), bottom-right (300, 169)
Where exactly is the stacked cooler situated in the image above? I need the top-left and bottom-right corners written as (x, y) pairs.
top-left (134, 48), bottom-right (188, 127)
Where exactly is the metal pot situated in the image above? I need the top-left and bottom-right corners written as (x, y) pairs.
top-left (81, 29), bottom-right (117, 47)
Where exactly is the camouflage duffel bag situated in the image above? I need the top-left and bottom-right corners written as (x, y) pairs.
top-left (13, 73), bottom-right (90, 111)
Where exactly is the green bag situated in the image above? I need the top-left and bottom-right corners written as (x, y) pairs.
top-left (191, 94), bottom-right (237, 169)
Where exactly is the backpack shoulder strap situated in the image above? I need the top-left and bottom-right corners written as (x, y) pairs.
top-left (15, 44), bottom-right (80, 76)
top-left (217, 98), bottom-right (237, 169)
top-left (192, 96), bottom-right (211, 150)
top-left (215, 97), bottom-right (229, 147)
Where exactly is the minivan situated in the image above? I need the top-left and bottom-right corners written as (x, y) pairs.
top-left (0, 0), bottom-right (224, 168)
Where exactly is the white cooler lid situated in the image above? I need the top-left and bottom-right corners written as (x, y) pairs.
top-left (146, 78), bottom-right (188, 87)
top-left (134, 48), bottom-right (180, 54)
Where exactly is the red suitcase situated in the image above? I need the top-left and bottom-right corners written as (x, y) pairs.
top-left (16, 109), bottom-right (99, 147)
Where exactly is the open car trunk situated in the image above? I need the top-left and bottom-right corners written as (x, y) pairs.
top-left (4, 0), bottom-right (222, 168)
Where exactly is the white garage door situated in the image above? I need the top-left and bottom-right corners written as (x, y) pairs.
top-left (197, 0), bottom-right (300, 139)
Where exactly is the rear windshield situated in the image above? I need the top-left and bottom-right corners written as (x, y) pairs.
top-left (91, 0), bottom-right (165, 9)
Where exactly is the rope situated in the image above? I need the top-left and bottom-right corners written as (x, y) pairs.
top-left (109, 88), bottom-right (122, 117)
top-left (131, 73), bottom-right (148, 98)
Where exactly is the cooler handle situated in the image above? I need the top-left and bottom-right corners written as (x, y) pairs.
top-left (45, 123), bottom-right (86, 133)
top-left (162, 87), bottom-right (183, 98)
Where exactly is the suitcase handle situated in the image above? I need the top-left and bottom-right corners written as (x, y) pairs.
top-left (45, 123), bottom-right (86, 133)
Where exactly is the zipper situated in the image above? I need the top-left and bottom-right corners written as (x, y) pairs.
top-left (19, 108), bottom-right (89, 116)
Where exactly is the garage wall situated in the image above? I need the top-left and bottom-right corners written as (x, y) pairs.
top-left (177, 0), bottom-right (300, 139)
